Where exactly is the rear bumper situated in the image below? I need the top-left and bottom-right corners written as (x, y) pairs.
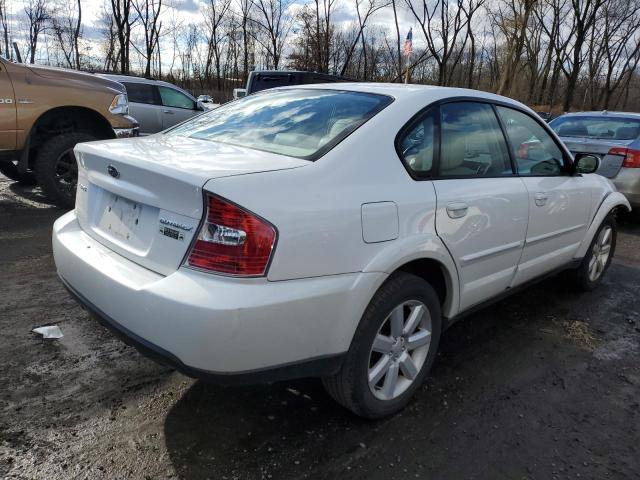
top-left (52, 211), bottom-right (382, 381)
top-left (613, 167), bottom-right (640, 208)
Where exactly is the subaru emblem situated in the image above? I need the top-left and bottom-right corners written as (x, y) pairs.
top-left (107, 165), bottom-right (120, 178)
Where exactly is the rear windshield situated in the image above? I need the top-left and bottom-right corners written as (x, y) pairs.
top-left (550, 116), bottom-right (640, 140)
top-left (166, 89), bottom-right (392, 160)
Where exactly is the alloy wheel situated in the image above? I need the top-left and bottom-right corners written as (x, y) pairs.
top-left (368, 300), bottom-right (432, 401)
top-left (588, 225), bottom-right (613, 282)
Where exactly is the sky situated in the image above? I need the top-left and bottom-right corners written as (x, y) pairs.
top-left (3, 0), bottom-right (419, 71)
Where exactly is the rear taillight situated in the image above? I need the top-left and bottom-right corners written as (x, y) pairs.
top-left (186, 194), bottom-right (277, 276)
top-left (608, 147), bottom-right (640, 168)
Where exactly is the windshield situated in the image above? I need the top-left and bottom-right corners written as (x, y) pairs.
top-left (167, 89), bottom-right (393, 160)
top-left (550, 116), bottom-right (640, 140)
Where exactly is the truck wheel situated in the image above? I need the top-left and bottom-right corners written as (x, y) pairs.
top-left (0, 160), bottom-right (37, 185)
top-left (322, 272), bottom-right (442, 418)
top-left (34, 132), bottom-right (96, 209)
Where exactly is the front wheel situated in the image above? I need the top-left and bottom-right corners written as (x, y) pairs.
top-left (322, 272), bottom-right (442, 418)
top-left (572, 214), bottom-right (617, 291)
top-left (34, 131), bottom-right (97, 209)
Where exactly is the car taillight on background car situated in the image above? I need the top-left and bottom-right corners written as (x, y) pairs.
top-left (608, 147), bottom-right (640, 168)
top-left (186, 194), bottom-right (277, 276)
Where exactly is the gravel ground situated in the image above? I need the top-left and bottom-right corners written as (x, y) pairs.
top-left (1, 175), bottom-right (639, 480)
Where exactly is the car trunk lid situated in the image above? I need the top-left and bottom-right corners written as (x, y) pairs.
top-left (74, 135), bottom-right (308, 275)
top-left (560, 137), bottom-right (634, 178)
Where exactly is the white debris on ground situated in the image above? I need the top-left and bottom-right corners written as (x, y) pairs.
top-left (32, 325), bottom-right (64, 339)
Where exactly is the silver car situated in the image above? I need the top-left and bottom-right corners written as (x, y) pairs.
top-left (550, 111), bottom-right (640, 208)
top-left (98, 74), bottom-right (205, 135)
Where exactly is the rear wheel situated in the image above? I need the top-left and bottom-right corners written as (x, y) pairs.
top-left (34, 132), bottom-right (96, 209)
top-left (322, 272), bottom-right (442, 418)
top-left (0, 160), bottom-right (37, 185)
top-left (572, 214), bottom-right (617, 291)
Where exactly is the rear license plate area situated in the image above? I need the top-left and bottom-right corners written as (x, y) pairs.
top-left (98, 194), bottom-right (142, 242)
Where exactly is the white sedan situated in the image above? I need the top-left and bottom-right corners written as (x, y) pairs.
top-left (52, 84), bottom-right (630, 418)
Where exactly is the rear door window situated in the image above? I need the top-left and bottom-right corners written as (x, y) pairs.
top-left (438, 102), bottom-right (513, 178)
top-left (122, 82), bottom-right (157, 105)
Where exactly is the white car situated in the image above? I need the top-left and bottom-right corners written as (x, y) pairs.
top-left (52, 84), bottom-right (630, 418)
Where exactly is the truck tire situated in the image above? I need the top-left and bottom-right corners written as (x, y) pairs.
top-left (34, 132), bottom-right (96, 209)
top-left (0, 160), bottom-right (37, 185)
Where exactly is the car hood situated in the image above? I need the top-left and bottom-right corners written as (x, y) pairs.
top-left (26, 64), bottom-right (125, 94)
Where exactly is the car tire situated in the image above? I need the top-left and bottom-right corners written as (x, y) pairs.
top-left (322, 272), bottom-right (442, 419)
top-left (0, 160), bottom-right (37, 185)
top-left (34, 132), bottom-right (96, 209)
top-left (572, 214), bottom-right (617, 291)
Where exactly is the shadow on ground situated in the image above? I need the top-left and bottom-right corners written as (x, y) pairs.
top-left (163, 269), bottom-right (640, 480)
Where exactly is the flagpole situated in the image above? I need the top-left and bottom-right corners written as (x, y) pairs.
top-left (403, 28), bottom-right (413, 84)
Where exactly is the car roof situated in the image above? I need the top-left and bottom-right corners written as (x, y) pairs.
top-left (98, 73), bottom-right (187, 91)
top-left (555, 111), bottom-right (640, 120)
top-left (268, 82), bottom-right (527, 108)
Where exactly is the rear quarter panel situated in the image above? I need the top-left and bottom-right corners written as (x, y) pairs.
top-left (204, 93), bottom-right (461, 317)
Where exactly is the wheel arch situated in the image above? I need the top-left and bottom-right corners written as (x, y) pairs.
top-left (363, 236), bottom-right (460, 320)
top-left (575, 191), bottom-right (630, 260)
top-left (21, 106), bottom-right (114, 169)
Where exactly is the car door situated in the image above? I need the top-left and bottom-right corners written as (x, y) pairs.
top-left (431, 102), bottom-right (529, 311)
top-left (121, 82), bottom-right (163, 135)
top-left (157, 86), bottom-right (200, 129)
top-left (495, 106), bottom-right (592, 286)
top-left (0, 60), bottom-right (17, 151)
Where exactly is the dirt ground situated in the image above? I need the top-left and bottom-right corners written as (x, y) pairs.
top-left (1, 174), bottom-right (639, 480)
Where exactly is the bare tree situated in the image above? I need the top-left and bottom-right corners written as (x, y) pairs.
top-left (340, 0), bottom-right (388, 76)
top-left (51, 0), bottom-right (82, 69)
top-left (404, 0), bottom-right (472, 86)
top-left (111, 0), bottom-right (136, 74)
top-left (204, 0), bottom-right (231, 91)
top-left (491, 0), bottom-right (538, 96)
top-left (24, 0), bottom-right (49, 63)
top-left (132, 0), bottom-right (163, 77)
top-left (0, 0), bottom-right (10, 59)
top-left (251, 0), bottom-right (292, 69)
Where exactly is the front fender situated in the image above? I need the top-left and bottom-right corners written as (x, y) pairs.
top-left (574, 191), bottom-right (631, 259)
top-left (362, 233), bottom-right (460, 318)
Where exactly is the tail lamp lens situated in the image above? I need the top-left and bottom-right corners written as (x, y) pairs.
top-left (608, 147), bottom-right (640, 168)
top-left (186, 194), bottom-right (276, 276)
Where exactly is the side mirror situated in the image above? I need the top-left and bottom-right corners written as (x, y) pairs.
top-left (575, 153), bottom-right (600, 174)
top-left (196, 100), bottom-right (205, 111)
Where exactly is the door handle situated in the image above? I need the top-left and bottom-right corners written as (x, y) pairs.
top-left (534, 192), bottom-right (548, 207)
top-left (162, 109), bottom-right (174, 114)
top-left (446, 201), bottom-right (469, 219)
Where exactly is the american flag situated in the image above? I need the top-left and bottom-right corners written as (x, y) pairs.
top-left (403, 28), bottom-right (413, 57)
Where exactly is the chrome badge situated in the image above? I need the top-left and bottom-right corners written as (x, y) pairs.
top-left (159, 217), bottom-right (194, 232)
top-left (107, 165), bottom-right (120, 178)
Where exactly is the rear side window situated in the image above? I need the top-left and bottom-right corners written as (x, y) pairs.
top-left (439, 102), bottom-right (512, 178)
top-left (497, 106), bottom-right (565, 176)
top-left (398, 109), bottom-right (436, 176)
top-left (122, 82), bottom-right (156, 105)
top-left (167, 89), bottom-right (393, 160)
top-left (159, 86), bottom-right (196, 110)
